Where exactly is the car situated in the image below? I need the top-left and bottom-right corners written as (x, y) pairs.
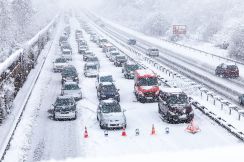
top-left (95, 73), bottom-right (114, 89)
top-left (52, 96), bottom-right (77, 120)
top-left (53, 58), bottom-right (68, 72)
top-left (84, 62), bottom-right (99, 77)
top-left (75, 30), bottom-right (83, 40)
top-left (122, 62), bottom-right (140, 79)
top-left (105, 46), bottom-right (118, 57)
top-left (60, 42), bottom-right (72, 52)
top-left (59, 35), bottom-right (68, 46)
top-left (98, 38), bottom-right (108, 48)
top-left (146, 48), bottom-right (159, 57)
top-left (86, 56), bottom-right (100, 68)
top-left (109, 51), bottom-right (120, 62)
top-left (61, 81), bottom-right (82, 100)
top-left (215, 63), bottom-right (239, 78)
top-left (97, 99), bottom-right (126, 129)
top-left (61, 49), bottom-right (72, 61)
top-left (90, 33), bottom-right (98, 42)
top-left (83, 51), bottom-right (95, 61)
top-left (61, 65), bottom-right (79, 84)
top-left (127, 38), bottom-right (136, 45)
top-left (114, 55), bottom-right (127, 67)
top-left (134, 69), bottom-right (160, 103)
top-left (97, 82), bottom-right (120, 102)
top-left (78, 45), bottom-right (88, 54)
top-left (158, 88), bottom-right (194, 123)
top-left (238, 94), bottom-right (244, 105)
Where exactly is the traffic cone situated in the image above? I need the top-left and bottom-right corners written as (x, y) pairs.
top-left (186, 120), bottom-right (200, 134)
top-left (151, 124), bottom-right (156, 135)
top-left (84, 127), bottom-right (88, 138)
top-left (121, 127), bottom-right (127, 136)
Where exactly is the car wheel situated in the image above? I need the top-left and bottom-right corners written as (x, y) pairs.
top-left (73, 113), bottom-right (77, 120)
top-left (99, 121), bottom-right (104, 129)
top-left (117, 97), bottom-right (120, 102)
top-left (53, 113), bottom-right (56, 121)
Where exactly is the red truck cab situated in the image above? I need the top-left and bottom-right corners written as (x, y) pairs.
top-left (134, 69), bottom-right (160, 103)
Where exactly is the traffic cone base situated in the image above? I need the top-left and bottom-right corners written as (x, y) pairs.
top-left (122, 127), bottom-right (127, 136)
top-left (84, 127), bottom-right (88, 138)
top-left (151, 124), bottom-right (156, 135)
top-left (186, 120), bottom-right (200, 134)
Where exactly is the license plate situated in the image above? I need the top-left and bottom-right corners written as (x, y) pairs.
top-left (147, 97), bottom-right (153, 99)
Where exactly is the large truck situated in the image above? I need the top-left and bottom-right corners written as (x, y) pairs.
top-left (134, 69), bottom-right (160, 103)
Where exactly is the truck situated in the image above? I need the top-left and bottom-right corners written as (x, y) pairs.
top-left (134, 69), bottom-right (160, 103)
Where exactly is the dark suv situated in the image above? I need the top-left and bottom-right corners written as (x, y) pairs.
top-left (61, 65), bottom-right (79, 84)
top-left (122, 62), bottom-right (140, 79)
top-left (215, 63), bottom-right (239, 78)
top-left (114, 55), bottom-right (127, 67)
top-left (97, 82), bottom-right (120, 102)
top-left (158, 88), bottom-right (194, 123)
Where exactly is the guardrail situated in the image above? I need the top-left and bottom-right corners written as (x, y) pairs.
top-left (0, 15), bottom-right (59, 161)
top-left (85, 15), bottom-right (244, 141)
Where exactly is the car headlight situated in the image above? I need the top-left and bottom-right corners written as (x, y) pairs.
top-left (138, 90), bottom-right (144, 96)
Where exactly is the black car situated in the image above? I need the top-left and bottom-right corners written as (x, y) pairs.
top-left (215, 63), bottom-right (239, 78)
top-left (114, 55), bottom-right (127, 67)
top-left (158, 88), bottom-right (194, 123)
top-left (97, 82), bottom-right (120, 102)
top-left (122, 62), bottom-right (140, 79)
top-left (61, 65), bottom-right (79, 84)
top-left (127, 39), bottom-right (136, 45)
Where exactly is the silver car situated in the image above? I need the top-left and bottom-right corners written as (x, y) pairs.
top-left (53, 96), bottom-right (77, 120)
top-left (97, 99), bottom-right (126, 129)
top-left (62, 49), bottom-right (72, 61)
top-left (84, 62), bottom-right (99, 77)
top-left (61, 81), bottom-right (82, 100)
top-left (53, 58), bottom-right (68, 72)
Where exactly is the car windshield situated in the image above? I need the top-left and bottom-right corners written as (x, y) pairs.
top-left (111, 53), bottom-right (119, 56)
top-left (55, 98), bottom-right (73, 106)
top-left (62, 68), bottom-right (77, 76)
top-left (150, 49), bottom-right (158, 52)
top-left (227, 65), bottom-right (238, 70)
top-left (63, 51), bottom-right (71, 55)
top-left (101, 85), bottom-right (116, 92)
top-left (138, 77), bottom-right (158, 86)
top-left (88, 57), bottom-right (98, 61)
top-left (64, 84), bottom-right (79, 90)
top-left (166, 94), bottom-right (188, 105)
top-left (126, 64), bottom-right (139, 71)
top-left (109, 47), bottom-right (117, 51)
top-left (117, 56), bottom-right (126, 60)
top-left (86, 65), bottom-right (98, 70)
top-left (101, 103), bottom-right (121, 113)
top-left (100, 76), bottom-right (113, 82)
top-left (55, 58), bottom-right (66, 63)
top-left (100, 39), bottom-right (108, 43)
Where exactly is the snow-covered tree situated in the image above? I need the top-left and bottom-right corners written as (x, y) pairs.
top-left (229, 26), bottom-right (244, 57)
top-left (11, 0), bottom-right (34, 42)
top-left (141, 12), bottom-right (170, 36)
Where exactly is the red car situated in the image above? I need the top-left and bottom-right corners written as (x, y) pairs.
top-left (215, 63), bottom-right (239, 78)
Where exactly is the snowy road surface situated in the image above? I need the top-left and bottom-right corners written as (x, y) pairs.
top-left (2, 17), bottom-right (243, 162)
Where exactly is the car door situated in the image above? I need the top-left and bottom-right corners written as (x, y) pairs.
top-left (97, 105), bottom-right (102, 121)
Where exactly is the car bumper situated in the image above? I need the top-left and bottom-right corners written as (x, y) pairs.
top-left (102, 122), bottom-right (126, 129)
top-left (138, 94), bottom-right (159, 102)
top-left (168, 111), bottom-right (194, 122)
top-left (54, 111), bottom-right (76, 119)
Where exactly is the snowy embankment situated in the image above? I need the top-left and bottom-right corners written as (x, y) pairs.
top-left (0, 16), bottom-right (59, 161)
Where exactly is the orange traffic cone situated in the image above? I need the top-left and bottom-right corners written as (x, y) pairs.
top-left (84, 127), bottom-right (88, 138)
top-left (121, 127), bottom-right (127, 137)
top-left (186, 120), bottom-right (200, 134)
top-left (151, 124), bottom-right (156, 135)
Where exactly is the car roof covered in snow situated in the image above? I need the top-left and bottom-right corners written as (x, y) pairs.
top-left (99, 72), bottom-right (112, 77)
top-left (85, 62), bottom-right (98, 66)
top-left (57, 95), bottom-right (74, 100)
top-left (63, 81), bottom-right (78, 85)
top-left (101, 99), bottom-right (118, 104)
top-left (100, 82), bottom-right (114, 86)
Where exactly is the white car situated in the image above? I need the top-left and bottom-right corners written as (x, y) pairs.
top-left (53, 96), bottom-right (77, 120)
top-left (95, 73), bottom-right (114, 89)
top-left (106, 47), bottom-right (118, 58)
top-left (62, 49), bottom-right (72, 61)
top-left (61, 81), bottom-right (82, 100)
top-left (109, 51), bottom-right (120, 62)
top-left (97, 99), bottom-right (126, 129)
top-left (84, 62), bottom-right (99, 77)
top-left (53, 58), bottom-right (68, 72)
top-left (146, 48), bottom-right (159, 57)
